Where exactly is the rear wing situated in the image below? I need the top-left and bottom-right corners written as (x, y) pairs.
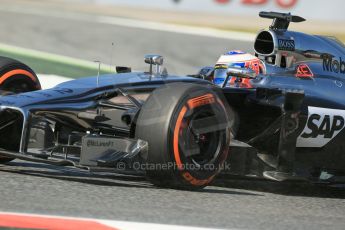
top-left (259, 11), bottom-right (306, 31)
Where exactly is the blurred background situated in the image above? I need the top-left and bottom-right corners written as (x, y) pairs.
top-left (0, 0), bottom-right (343, 77)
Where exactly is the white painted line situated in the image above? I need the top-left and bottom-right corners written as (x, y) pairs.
top-left (37, 74), bottom-right (73, 89)
top-left (101, 220), bottom-right (225, 230)
top-left (0, 6), bottom-right (255, 42)
top-left (0, 211), bottom-right (231, 230)
top-left (96, 16), bottom-right (256, 41)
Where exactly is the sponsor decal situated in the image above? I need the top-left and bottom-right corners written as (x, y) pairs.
top-left (242, 0), bottom-right (297, 7)
top-left (173, 0), bottom-right (298, 8)
top-left (278, 39), bottom-right (295, 51)
top-left (53, 88), bottom-right (74, 94)
top-left (87, 140), bottom-right (115, 148)
top-left (275, 0), bottom-right (298, 8)
top-left (297, 107), bottom-right (345, 147)
top-left (296, 64), bottom-right (313, 78)
top-left (35, 91), bottom-right (53, 97)
top-left (322, 56), bottom-right (345, 74)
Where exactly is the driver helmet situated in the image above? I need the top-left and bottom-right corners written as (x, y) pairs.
top-left (213, 50), bottom-right (265, 88)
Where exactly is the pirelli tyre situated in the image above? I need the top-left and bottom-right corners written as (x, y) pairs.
top-left (0, 56), bottom-right (41, 164)
top-left (135, 83), bottom-right (232, 190)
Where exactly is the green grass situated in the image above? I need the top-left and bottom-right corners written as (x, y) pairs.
top-left (0, 44), bottom-right (113, 78)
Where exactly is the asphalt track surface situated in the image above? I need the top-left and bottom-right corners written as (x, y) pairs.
top-left (0, 5), bottom-right (344, 230)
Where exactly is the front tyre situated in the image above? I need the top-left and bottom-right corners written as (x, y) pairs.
top-left (135, 83), bottom-right (232, 190)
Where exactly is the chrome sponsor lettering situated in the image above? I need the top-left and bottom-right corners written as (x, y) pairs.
top-left (278, 39), bottom-right (295, 51)
top-left (323, 56), bottom-right (345, 74)
top-left (87, 140), bottom-right (114, 148)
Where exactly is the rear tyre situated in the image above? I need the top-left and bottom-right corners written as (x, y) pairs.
top-left (0, 57), bottom-right (40, 164)
top-left (135, 83), bottom-right (232, 190)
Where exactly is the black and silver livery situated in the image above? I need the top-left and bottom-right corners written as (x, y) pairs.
top-left (0, 12), bottom-right (344, 189)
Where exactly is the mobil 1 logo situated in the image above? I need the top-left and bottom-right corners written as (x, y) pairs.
top-left (323, 56), bottom-right (345, 74)
top-left (297, 107), bottom-right (345, 148)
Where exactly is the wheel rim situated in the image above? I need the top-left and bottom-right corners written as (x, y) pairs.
top-left (178, 105), bottom-right (226, 168)
top-left (2, 81), bottom-right (31, 94)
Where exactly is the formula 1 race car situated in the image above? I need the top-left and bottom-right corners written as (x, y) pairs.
top-left (0, 12), bottom-right (344, 190)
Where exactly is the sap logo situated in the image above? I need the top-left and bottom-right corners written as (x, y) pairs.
top-left (323, 56), bottom-right (345, 74)
top-left (278, 39), bottom-right (295, 51)
top-left (301, 114), bottom-right (344, 138)
top-left (297, 107), bottom-right (345, 148)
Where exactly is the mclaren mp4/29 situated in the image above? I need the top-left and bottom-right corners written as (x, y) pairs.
top-left (0, 12), bottom-right (344, 189)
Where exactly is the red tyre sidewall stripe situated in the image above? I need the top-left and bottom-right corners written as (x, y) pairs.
top-left (0, 69), bottom-right (38, 85)
top-left (173, 106), bottom-right (188, 170)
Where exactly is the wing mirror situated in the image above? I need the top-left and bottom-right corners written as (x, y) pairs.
top-left (198, 66), bottom-right (214, 80)
top-left (145, 55), bottom-right (164, 65)
top-left (145, 54), bottom-right (164, 75)
top-left (227, 66), bottom-right (257, 79)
